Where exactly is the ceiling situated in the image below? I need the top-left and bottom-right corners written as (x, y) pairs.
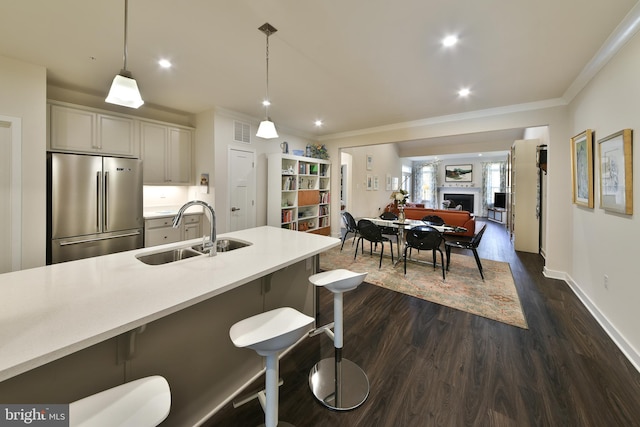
top-left (1, 0), bottom-right (638, 139)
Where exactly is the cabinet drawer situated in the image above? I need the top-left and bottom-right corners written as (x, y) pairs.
top-left (146, 217), bottom-right (175, 229)
top-left (183, 214), bottom-right (201, 225)
top-left (145, 227), bottom-right (181, 247)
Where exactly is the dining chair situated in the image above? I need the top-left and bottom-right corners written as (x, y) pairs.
top-left (378, 211), bottom-right (400, 241)
top-left (355, 219), bottom-right (394, 268)
top-left (445, 224), bottom-right (487, 280)
top-left (403, 226), bottom-right (445, 279)
top-left (340, 211), bottom-right (359, 251)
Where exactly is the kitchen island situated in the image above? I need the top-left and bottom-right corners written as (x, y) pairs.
top-left (0, 226), bottom-right (339, 426)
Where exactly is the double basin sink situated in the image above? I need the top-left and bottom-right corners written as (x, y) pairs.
top-left (136, 238), bottom-right (251, 265)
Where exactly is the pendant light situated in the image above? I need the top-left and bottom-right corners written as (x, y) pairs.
top-left (256, 23), bottom-right (278, 139)
top-left (106, 0), bottom-right (144, 108)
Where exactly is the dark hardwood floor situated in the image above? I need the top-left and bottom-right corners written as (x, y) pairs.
top-left (205, 220), bottom-right (640, 426)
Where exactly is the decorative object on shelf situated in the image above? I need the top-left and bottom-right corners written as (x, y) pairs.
top-left (256, 23), bottom-right (279, 139)
top-left (570, 129), bottom-right (594, 208)
top-left (292, 149), bottom-right (304, 156)
top-left (280, 141), bottom-right (289, 154)
top-left (598, 129), bottom-right (633, 214)
top-left (305, 144), bottom-right (329, 159)
top-left (445, 164), bottom-right (472, 182)
top-left (106, 0), bottom-right (144, 109)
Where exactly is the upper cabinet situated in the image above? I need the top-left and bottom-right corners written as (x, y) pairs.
top-left (49, 104), bottom-right (137, 157)
top-left (140, 121), bottom-right (193, 185)
top-left (48, 101), bottom-right (194, 186)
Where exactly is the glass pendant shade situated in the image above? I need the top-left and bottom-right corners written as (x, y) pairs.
top-left (106, 72), bottom-right (144, 108)
top-left (256, 118), bottom-right (278, 139)
top-left (106, 0), bottom-right (143, 109)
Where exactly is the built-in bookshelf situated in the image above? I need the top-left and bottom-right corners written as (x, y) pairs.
top-left (268, 153), bottom-right (331, 235)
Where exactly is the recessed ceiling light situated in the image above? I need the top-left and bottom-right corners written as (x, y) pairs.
top-left (442, 35), bottom-right (458, 47)
top-left (458, 88), bottom-right (471, 97)
top-left (314, 120), bottom-right (323, 127)
top-left (158, 59), bottom-right (172, 68)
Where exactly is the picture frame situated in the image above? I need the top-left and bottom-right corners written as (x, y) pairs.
top-left (598, 129), bottom-right (633, 214)
top-left (366, 174), bottom-right (373, 190)
top-left (366, 154), bottom-right (373, 171)
top-left (444, 164), bottom-right (473, 182)
top-left (386, 174), bottom-right (392, 191)
top-left (373, 175), bottom-right (379, 190)
top-left (570, 129), bottom-right (594, 208)
top-left (392, 176), bottom-right (399, 190)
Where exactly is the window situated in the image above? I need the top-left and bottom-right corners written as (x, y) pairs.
top-left (484, 162), bottom-right (505, 206)
top-left (412, 162), bottom-right (437, 208)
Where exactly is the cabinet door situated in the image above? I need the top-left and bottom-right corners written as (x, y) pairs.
top-left (141, 122), bottom-right (168, 184)
top-left (97, 114), bottom-right (136, 157)
top-left (167, 128), bottom-right (192, 184)
top-left (50, 105), bottom-right (96, 152)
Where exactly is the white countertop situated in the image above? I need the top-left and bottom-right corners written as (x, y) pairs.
top-left (0, 226), bottom-right (340, 382)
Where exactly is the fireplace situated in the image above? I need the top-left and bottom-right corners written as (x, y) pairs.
top-left (443, 193), bottom-right (474, 213)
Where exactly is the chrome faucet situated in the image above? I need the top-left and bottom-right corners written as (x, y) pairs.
top-left (173, 200), bottom-right (217, 256)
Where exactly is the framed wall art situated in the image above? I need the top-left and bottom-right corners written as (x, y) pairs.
top-left (366, 154), bottom-right (373, 171)
top-left (373, 175), bottom-right (379, 190)
top-left (570, 129), bottom-right (594, 208)
top-left (386, 174), bottom-right (392, 191)
top-left (598, 129), bottom-right (633, 214)
top-left (366, 174), bottom-right (373, 190)
top-left (444, 164), bottom-right (472, 182)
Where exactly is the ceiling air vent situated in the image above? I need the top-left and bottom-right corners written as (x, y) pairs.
top-left (234, 121), bottom-right (251, 144)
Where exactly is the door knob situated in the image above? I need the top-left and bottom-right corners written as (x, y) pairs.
top-left (231, 207), bottom-right (241, 212)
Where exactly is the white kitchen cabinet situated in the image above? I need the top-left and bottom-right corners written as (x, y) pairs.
top-left (144, 214), bottom-right (202, 248)
top-left (141, 121), bottom-right (193, 185)
top-left (49, 104), bottom-right (137, 157)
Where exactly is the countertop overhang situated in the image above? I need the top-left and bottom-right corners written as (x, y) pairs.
top-left (0, 226), bottom-right (339, 382)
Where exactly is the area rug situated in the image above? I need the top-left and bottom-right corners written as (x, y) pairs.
top-left (320, 245), bottom-right (528, 329)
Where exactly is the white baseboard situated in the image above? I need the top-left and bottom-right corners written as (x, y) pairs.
top-left (558, 272), bottom-right (640, 373)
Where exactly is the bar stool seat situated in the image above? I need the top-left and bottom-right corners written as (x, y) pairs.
top-left (230, 307), bottom-right (314, 427)
top-left (69, 375), bottom-right (170, 427)
top-left (308, 269), bottom-right (369, 411)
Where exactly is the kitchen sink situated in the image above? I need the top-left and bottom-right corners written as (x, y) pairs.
top-left (192, 238), bottom-right (252, 253)
top-left (136, 238), bottom-right (252, 265)
top-left (136, 247), bottom-right (202, 265)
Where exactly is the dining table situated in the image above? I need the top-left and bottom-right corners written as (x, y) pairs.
top-left (359, 217), bottom-right (467, 264)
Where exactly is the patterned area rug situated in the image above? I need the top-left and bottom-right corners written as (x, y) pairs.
top-left (320, 244), bottom-right (528, 329)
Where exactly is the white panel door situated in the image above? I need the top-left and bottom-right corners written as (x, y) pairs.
top-left (229, 149), bottom-right (256, 232)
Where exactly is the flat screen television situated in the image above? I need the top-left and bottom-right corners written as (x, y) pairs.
top-left (494, 192), bottom-right (506, 209)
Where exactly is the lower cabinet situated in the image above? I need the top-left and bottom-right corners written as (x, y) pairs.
top-left (144, 214), bottom-right (202, 247)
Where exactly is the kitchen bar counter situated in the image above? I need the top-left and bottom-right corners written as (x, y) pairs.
top-left (0, 226), bottom-right (340, 383)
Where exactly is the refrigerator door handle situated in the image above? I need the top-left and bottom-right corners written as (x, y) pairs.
top-left (58, 231), bottom-right (142, 246)
top-left (104, 171), bottom-right (109, 231)
top-left (96, 171), bottom-right (102, 230)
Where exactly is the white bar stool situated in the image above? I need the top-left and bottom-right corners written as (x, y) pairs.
top-left (230, 307), bottom-right (314, 427)
top-left (69, 375), bottom-right (171, 427)
top-left (308, 269), bottom-right (369, 410)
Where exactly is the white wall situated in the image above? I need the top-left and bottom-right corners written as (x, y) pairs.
top-left (0, 55), bottom-right (46, 269)
top-left (566, 29), bottom-right (640, 368)
top-left (340, 143), bottom-right (403, 219)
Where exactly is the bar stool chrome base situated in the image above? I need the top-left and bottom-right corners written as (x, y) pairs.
top-left (309, 353), bottom-right (369, 410)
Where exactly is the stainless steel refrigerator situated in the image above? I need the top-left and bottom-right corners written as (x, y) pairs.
top-left (47, 152), bottom-right (144, 264)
